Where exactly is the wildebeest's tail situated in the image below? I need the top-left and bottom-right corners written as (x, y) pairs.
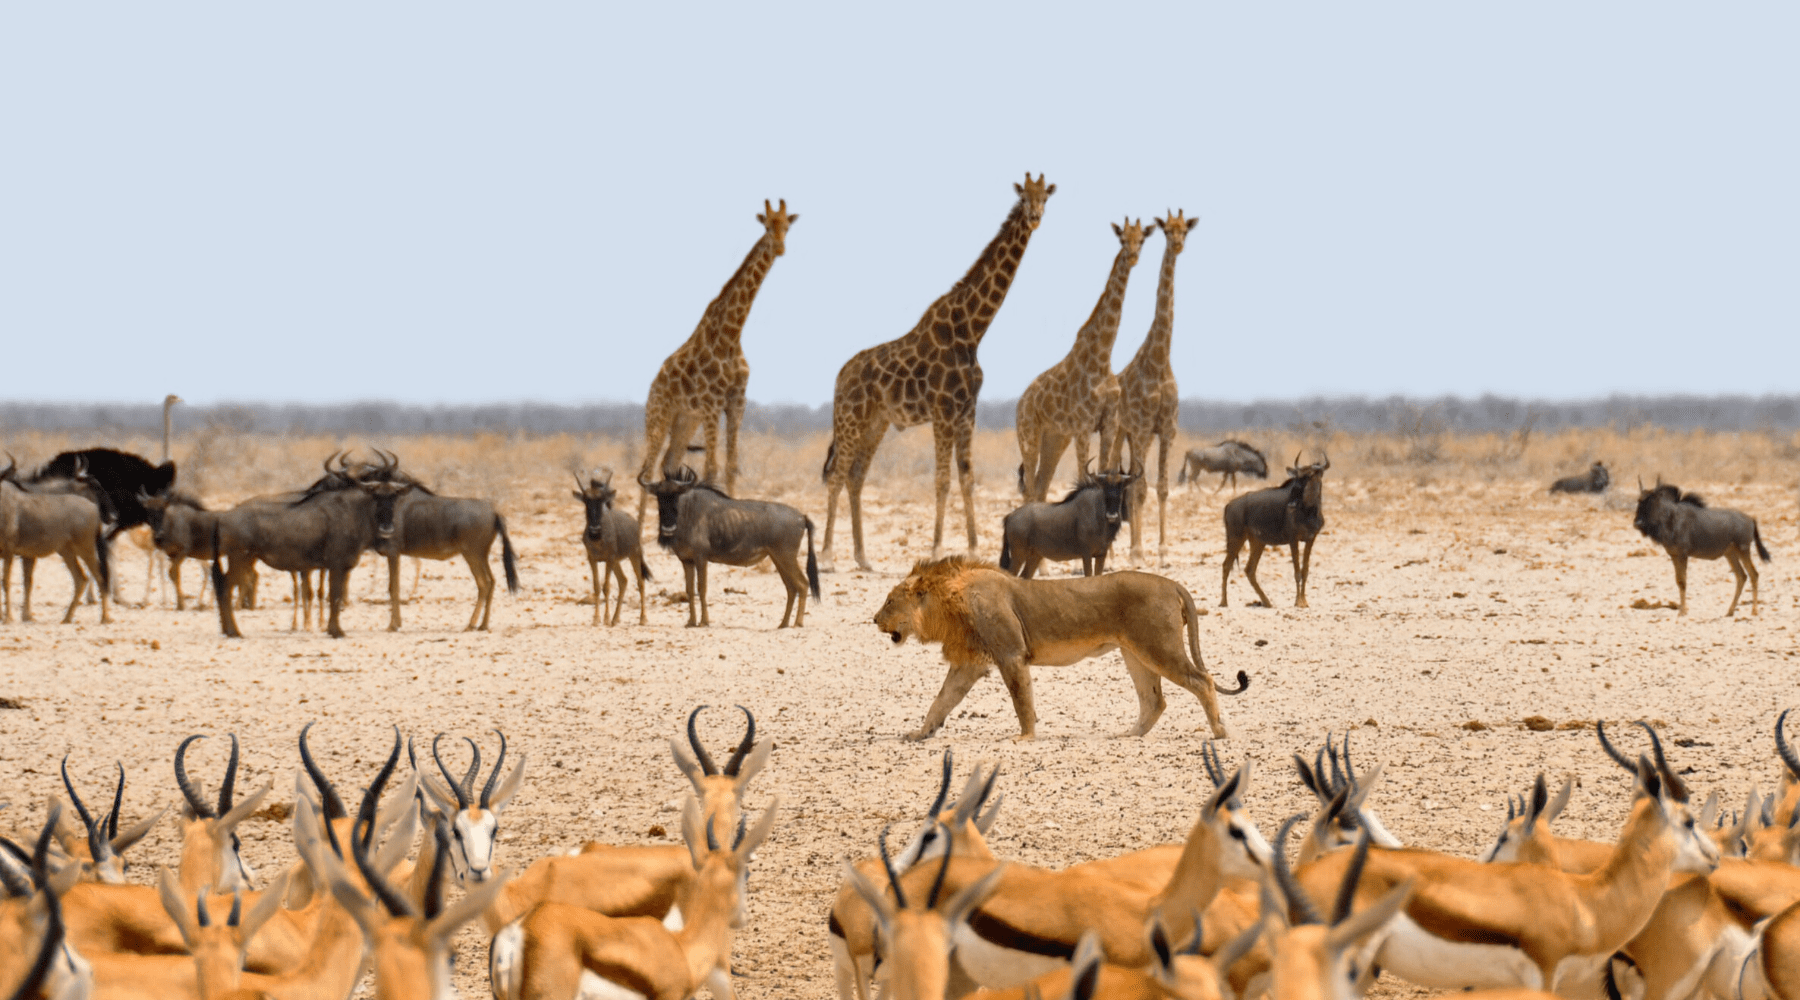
top-left (1755, 521), bottom-right (1772, 562)
top-left (210, 523), bottom-right (241, 638)
top-left (635, 553), bottom-right (653, 582)
top-left (496, 514), bottom-right (520, 595)
top-left (93, 527), bottom-right (110, 592)
top-left (998, 530), bottom-right (1014, 573)
top-left (804, 517), bottom-right (821, 599)
top-left (1176, 459), bottom-right (1188, 486)
top-left (1180, 582), bottom-right (1250, 696)
top-left (821, 438), bottom-right (838, 484)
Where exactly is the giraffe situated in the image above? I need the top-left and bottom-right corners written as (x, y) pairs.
top-left (1014, 217), bottom-right (1149, 502)
top-left (819, 174), bottom-right (1055, 572)
top-left (1114, 210), bottom-right (1196, 567)
top-left (636, 199), bottom-right (796, 523)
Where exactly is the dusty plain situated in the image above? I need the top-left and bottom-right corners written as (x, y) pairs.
top-left (2, 426), bottom-right (1798, 999)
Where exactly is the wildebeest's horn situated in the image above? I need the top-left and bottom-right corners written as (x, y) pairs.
top-left (1319, 452), bottom-right (1330, 471)
top-left (678, 465), bottom-right (697, 484)
top-left (0, 454), bottom-right (14, 480)
top-left (1638, 476), bottom-right (1645, 492)
top-left (322, 452), bottom-right (340, 477)
top-left (687, 706), bottom-right (719, 776)
top-left (638, 468), bottom-right (655, 488)
top-left (174, 735), bottom-right (216, 818)
top-left (723, 706), bottom-right (756, 777)
top-left (1776, 709), bottom-right (1800, 781)
top-left (574, 472), bottom-right (587, 492)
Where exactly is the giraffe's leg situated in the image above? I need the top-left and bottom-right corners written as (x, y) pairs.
top-left (1032, 434), bottom-right (1069, 503)
top-left (1125, 435), bottom-right (1148, 566)
top-left (1154, 430), bottom-right (1173, 566)
top-left (637, 397), bottom-right (677, 525)
top-left (724, 383), bottom-right (746, 497)
top-left (700, 411), bottom-right (722, 485)
top-left (927, 421), bottom-right (957, 561)
top-left (954, 418), bottom-right (979, 556)
top-left (846, 424), bottom-right (888, 573)
top-left (1097, 398), bottom-right (1121, 470)
top-left (821, 411), bottom-right (884, 573)
top-left (1015, 411), bottom-right (1039, 501)
top-left (1072, 432), bottom-right (1091, 479)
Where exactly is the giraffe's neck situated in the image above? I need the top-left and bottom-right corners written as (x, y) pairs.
top-left (929, 199), bottom-right (1039, 349)
top-left (695, 231), bottom-right (780, 350)
top-left (1129, 240), bottom-right (1180, 370)
top-left (1070, 244), bottom-right (1136, 367)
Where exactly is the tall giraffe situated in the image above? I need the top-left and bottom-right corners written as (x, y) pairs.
top-left (636, 199), bottom-right (796, 521)
top-left (820, 174), bottom-right (1055, 572)
top-left (1014, 217), bottom-right (1148, 502)
top-left (1114, 210), bottom-right (1196, 566)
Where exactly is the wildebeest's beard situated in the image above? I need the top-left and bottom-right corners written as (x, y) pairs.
top-left (655, 493), bottom-right (682, 547)
top-left (582, 498), bottom-right (608, 540)
top-left (1634, 494), bottom-right (1664, 541)
top-left (1102, 480), bottom-right (1129, 525)
top-left (373, 493), bottom-right (401, 541)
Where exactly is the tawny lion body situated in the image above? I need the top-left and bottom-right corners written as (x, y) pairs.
top-left (874, 556), bottom-right (1248, 741)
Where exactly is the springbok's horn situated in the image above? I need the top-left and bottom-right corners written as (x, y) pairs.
top-left (217, 734), bottom-right (239, 817)
top-left (60, 757), bottom-right (114, 865)
top-left (431, 733), bottom-right (470, 810)
top-left (924, 822), bottom-right (954, 909)
top-left (929, 749), bottom-right (954, 818)
top-left (687, 706), bottom-right (719, 776)
top-left (877, 823), bottom-right (908, 910)
top-left (723, 706), bottom-right (755, 777)
top-left (1595, 721), bottom-right (1636, 773)
top-left (479, 730), bottom-right (507, 811)
top-left (1777, 709), bottom-right (1800, 780)
top-left (1272, 813), bottom-right (1324, 926)
top-left (175, 735), bottom-right (216, 818)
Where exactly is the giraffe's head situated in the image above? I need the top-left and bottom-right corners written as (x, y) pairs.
top-left (756, 199), bottom-right (798, 256)
top-left (1156, 210), bottom-right (1199, 255)
top-left (1110, 217), bottom-right (1150, 267)
top-left (1013, 173), bottom-right (1056, 230)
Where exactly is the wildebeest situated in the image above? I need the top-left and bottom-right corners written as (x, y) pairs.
top-left (0, 457), bottom-right (112, 624)
top-left (29, 447), bottom-right (174, 538)
top-left (1632, 478), bottom-right (1772, 616)
top-left (1177, 440), bottom-right (1269, 492)
top-left (348, 450), bottom-right (518, 633)
top-left (997, 463), bottom-right (1139, 578)
top-left (140, 490), bottom-right (217, 610)
top-left (573, 469), bottom-right (650, 626)
top-left (1550, 461), bottom-right (1610, 494)
top-left (641, 465), bottom-right (820, 628)
top-left (1219, 453), bottom-right (1329, 608)
top-left (211, 457), bottom-right (402, 638)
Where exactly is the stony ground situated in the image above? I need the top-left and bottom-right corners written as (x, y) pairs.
top-left (2, 471), bottom-right (1797, 998)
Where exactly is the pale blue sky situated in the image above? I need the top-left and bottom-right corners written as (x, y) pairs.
top-left (3, 4), bottom-right (1795, 407)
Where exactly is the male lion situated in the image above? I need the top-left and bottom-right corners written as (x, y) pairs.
top-left (874, 555), bottom-right (1249, 741)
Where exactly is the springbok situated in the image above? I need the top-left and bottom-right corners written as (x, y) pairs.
top-left (830, 754), bottom-right (1003, 1000)
top-left (172, 734), bottom-right (269, 896)
top-left (1219, 454), bottom-right (1328, 609)
top-left (417, 730), bottom-right (527, 885)
top-left (574, 468), bottom-right (651, 626)
top-left (77, 866), bottom-right (293, 1000)
top-left (1, 807), bottom-right (92, 1000)
top-left (488, 795), bottom-right (779, 1000)
top-left (58, 757), bottom-right (162, 884)
top-left (1263, 820), bottom-right (1418, 1000)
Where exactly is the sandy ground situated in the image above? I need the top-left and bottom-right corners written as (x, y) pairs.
top-left (2, 470), bottom-right (1798, 999)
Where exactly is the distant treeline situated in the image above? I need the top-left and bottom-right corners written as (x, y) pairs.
top-left (3, 394), bottom-right (1798, 438)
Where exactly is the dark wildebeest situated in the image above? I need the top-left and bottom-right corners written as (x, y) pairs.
top-left (0, 457), bottom-right (112, 624)
top-left (1632, 478), bottom-right (1772, 616)
top-left (347, 450), bottom-right (518, 632)
top-left (641, 465), bottom-right (820, 628)
top-left (1550, 461), bottom-right (1610, 494)
top-left (1177, 440), bottom-right (1269, 492)
top-left (140, 489), bottom-right (217, 610)
top-left (573, 469), bottom-right (650, 626)
top-left (1219, 453), bottom-right (1329, 608)
top-left (210, 458), bottom-right (402, 638)
top-left (997, 463), bottom-right (1140, 578)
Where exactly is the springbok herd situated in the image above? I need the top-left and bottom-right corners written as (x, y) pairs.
top-left (9, 703), bottom-right (1800, 1000)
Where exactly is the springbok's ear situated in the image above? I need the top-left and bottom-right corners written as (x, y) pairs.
top-left (670, 739), bottom-right (707, 795)
top-left (1545, 776), bottom-right (1575, 823)
top-left (488, 755), bottom-right (528, 812)
top-left (1698, 790), bottom-right (1721, 829)
top-left (240, 870), bottom-right (292, 947)
top-left (942, 861), bottom-right (1005, 930)
top-left (156, 867), bottom-right (200, 950)
top-left (842, 860), bottom-right (895, 934)
top-left (1325, 876), bottom-right (1413, 953)
top-left (734, 798), bottom-right (781, 863)
top-left (679, 797), bottom-right (707, 870)
top-left (732, 740), bottom-right (773, 790)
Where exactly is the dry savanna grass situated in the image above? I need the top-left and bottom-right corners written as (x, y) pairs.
top-left (1, 424), bottom-right (1798, 999)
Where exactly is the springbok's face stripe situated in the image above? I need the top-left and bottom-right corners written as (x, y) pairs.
top-left (452, 810), bottom-right (500, 882)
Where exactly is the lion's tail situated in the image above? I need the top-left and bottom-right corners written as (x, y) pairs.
top-left (1181, 583), bottom-right (1249, 696)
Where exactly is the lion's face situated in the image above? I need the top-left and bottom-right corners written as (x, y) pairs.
top-left (874, 577), bottom-right (931, 645)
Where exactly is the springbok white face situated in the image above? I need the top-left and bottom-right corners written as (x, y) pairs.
top-left (1597, 720), bottom-right (1721, 876)
top-left (421, 730), bottom-right (526, 884)
top-left (173, 733), bottom-right (266, 893)
top-left (60, 756), bottom-right (161, 885)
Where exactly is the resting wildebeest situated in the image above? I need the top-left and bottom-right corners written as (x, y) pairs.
top-left (574, 469), bottom-right (650, 626)
top-left (1177, 440), bottom-right (1269, 492)
top-left (1219, 453), bottom-right (1329, 608)
top-left (1632, 478), bottom-right (1772, 616)
top-left (1550, 461), bottom-right (1610, 494)
top-left (0, 457), bottom-right (111, 624)
top-left (997, 462), bottom-right (1139, 578)
top-left (641, 465), bottom-right (820, 628)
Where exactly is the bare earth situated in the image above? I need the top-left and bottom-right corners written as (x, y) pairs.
top-left (2, 468), bottom-right (1796, 999)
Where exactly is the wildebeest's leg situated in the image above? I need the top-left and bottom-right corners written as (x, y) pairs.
top-left (955, 419), bottom-right (980, 557)
top-left (325, 568), bottom-right (349, 639)
top-left (904, 660), bottom-right (991, 742)
top-left (696, 560), bottom-right (712, 627)
top-left (1020, 553), bottom-right (1042, 580)
top-left (1724, 548), bottom-right (1747, 618)
top-left (1219, 531), bottom-right (1244, 607)
top-left (1, 555), bottom-right (11, 622)
top-left (633, 558), bottom-right (647, 626)
top-left (89, 545), bottom-right (111, 625)
top-left (409, 557), bottom-right (422, 601)
top-left (597, 553), bottom-right (612, 625)
top-left (1670, 553), bottom-right (1689, 617)
top-left (289, 572), bottom-right (302, 631)
top-left (772, 544), bottom-right (806, 628)
top-left (21, 557), bottom-right (35, 622)
top-left (680, 559), bottom-right (698, 627)
top-left (1119, 650), bottom-right (1168, 738)
top-left (390, 552), bottom-right (410, 631)
top-left (1298, 537), bottom-right (1316, 608)
top-left (609, 561), bottom-right (629, 627)
top-left (1287, 542), bottom-right (1306, 608)
top-left (1244, 540), bottom-right (1274, 609)
top-left (1744, 544), bottom-right (1761, 616)
top-left (467, 549), bottom-right (497, 632)
top-left (995, 655), bottom-right (1038, 741)
top-left (59, 552), bottom-right (86, 624)
top-left (170, 557), bottom-right (186, 611)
